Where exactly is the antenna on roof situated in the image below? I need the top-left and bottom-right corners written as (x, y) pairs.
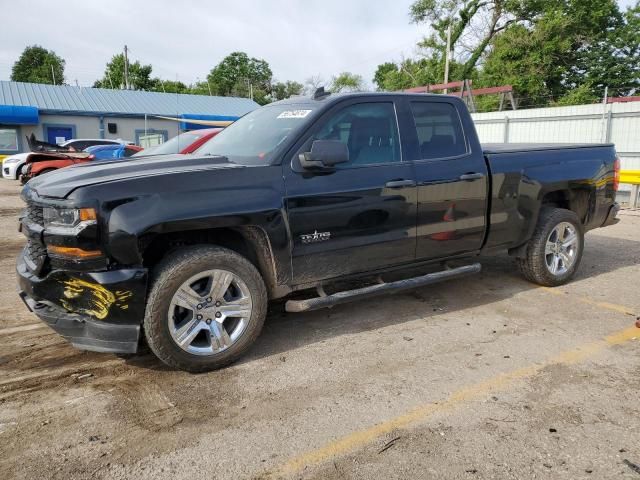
top-left (313, 87), bottom-right (331, 100)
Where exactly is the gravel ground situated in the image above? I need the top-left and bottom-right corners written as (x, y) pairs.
top-left (0, 180), bottom-right (638, 480)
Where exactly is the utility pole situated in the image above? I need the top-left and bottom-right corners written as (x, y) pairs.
top-left (601, 86), bottom-right (609, 142)
top-left (123, 45), bottom-right (130, 90)
top-left (207, 81), bottom-right (212, 96)
top-left (444, 22), bottom-right (452, 94)
top-left (51, 65), bottom-right (56, 85)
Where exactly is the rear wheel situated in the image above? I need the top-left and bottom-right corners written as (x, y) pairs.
top-left (516, 208), bottom-right (584, 286)
top-left (144, 245), bottom-right (267, 372)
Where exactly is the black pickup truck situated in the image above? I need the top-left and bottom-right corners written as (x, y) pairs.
top-left (17, 91), bottom-right (620, 371)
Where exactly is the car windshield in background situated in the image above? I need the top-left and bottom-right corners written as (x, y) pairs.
top-left (195, 104), bottom-right (318, 165)
top-left (133, 132), bottom-right (202, 157)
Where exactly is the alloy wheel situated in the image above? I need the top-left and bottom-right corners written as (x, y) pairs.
top-left (168, 269), bottom-right (253, 355)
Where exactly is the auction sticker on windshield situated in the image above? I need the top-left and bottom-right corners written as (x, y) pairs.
top-left (277, 110), bottom-right (312, 119)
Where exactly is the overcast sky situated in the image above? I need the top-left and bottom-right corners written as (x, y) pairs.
top-left (0, 0), bottom-right (636, 90)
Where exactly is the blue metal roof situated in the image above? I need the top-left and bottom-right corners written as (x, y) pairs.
top-left (0, 81), bottom-right (259, 117)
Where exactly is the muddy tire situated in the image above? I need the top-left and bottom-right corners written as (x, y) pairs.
top-left (516, 207), bottom-right (584, 287)
top-left (144, 245), bottom-right (267, 372)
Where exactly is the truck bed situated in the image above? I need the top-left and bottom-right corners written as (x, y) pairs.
top-left (482, 143), bottom-right (614, 154)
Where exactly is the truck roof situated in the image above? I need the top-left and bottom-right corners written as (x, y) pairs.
top-left (272, 91), bottom-right (452, 107)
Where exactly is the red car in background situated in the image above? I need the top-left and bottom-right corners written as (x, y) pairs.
top-left (132, 128), bottom-right (223, 157)
top-left (20, 128), bottom-right (222, 183)
top-left (21, 145), bottom-right (143, 184)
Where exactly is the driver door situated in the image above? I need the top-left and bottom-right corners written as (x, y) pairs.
top-left (283, 100), bottom-right (417, 285)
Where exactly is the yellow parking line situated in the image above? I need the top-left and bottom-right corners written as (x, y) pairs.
top-left (541, 287), bottom-right (636, 316)
top-left (267, 325), bottom-right (639, 478)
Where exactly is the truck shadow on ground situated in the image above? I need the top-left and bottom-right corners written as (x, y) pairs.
top-left (239, 232), bottom-right (640, 366)
top-left (122, 231), bottom-right (639, 372)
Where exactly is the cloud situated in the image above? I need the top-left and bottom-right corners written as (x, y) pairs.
top-left (1, 0), bottom-right (632, 90)
top-left (0, 0), bottom-right (422, 88)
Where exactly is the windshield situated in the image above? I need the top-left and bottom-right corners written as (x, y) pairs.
top-left (195, 104), bottom-right (318, 165)
top-left (133, 131), bottom-right (203, 157)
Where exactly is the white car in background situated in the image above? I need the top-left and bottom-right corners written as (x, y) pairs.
top-left (2, 138), bottom-right (132, 180)
top-left (1, 152), bottom-right (30, 180)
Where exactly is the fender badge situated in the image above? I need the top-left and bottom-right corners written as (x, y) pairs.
top-left (301, 230), bottom-right (331, 244)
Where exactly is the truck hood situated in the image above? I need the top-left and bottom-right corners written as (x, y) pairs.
top-left (27, 154), bottom-right (239, 199)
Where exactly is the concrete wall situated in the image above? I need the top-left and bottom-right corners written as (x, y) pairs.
top-left (17, 114), bottom-right (181, 148)
top-left (102, 116), bottom-right (180, 143)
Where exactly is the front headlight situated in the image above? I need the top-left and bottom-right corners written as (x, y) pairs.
top-left (43, 207), bottom-right (102, 259)
top-left (3, 157), bottom-right (20, 164)
top-left (43, 207), bottom-right (97, 232)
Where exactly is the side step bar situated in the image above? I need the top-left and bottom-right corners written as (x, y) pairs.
top-left (285, 263), bottom-right (481, 313)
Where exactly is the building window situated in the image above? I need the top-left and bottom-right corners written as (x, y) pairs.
top-left (0, 128), bottom-right (19, 152)
top-left (135, 129), bottom-right (168, 148)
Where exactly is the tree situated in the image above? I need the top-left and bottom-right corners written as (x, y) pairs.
top-left (189, 81), bottom-right (213, 96)
top-left (480, 0), bottom-right (637, 105)
top-left (303, 75), bottom-right (326, 95)
top-left (565, 0), bottom-right (640, 96)
top-left (373, 57), bottom-right (465, 91)
top-left (152, 79), bottom-right (190, 94)
top-left (94, 54), bottom-right (157, 90)
top-left (329, 72), bottom-right (365, 92)
top-left (11, 45), bottom-right (65, 85)
top-left (409, 0), bottom-right (535, 81)
top-left (207, 52), bottom-right (273, 105)
top-left (271, 80), bottom-right (304, 101)
top-left (373, 62), bottom-right (398, 90)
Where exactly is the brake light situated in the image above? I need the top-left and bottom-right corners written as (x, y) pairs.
top-left (613, 157), bottom-right (620, 191)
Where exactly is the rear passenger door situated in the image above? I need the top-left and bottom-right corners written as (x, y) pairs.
top-left (404, 99), bottom-right (488, 260)
top-left (284, 99), bottom-right (417, 284)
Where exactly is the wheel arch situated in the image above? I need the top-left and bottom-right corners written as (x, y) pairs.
top-left (139, 225), bottom-right (283, 299)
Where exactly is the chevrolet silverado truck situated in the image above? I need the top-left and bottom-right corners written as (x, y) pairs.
top-left (17, 91), bottom-right (620, 372)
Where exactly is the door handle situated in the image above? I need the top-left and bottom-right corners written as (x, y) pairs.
top-left (385, 179), bottom-right (416, 188)
top-left (459, 172), bottom-right (485, 181)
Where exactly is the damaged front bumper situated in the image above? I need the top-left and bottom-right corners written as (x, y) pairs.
top-left (17, 251), bottom-right (148, 354)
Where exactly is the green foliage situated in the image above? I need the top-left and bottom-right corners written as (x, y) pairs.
top-left (409, 0), bottom-right (526, 80)
top-left (481, 0), bottom-right (638, 105)
top-left (554, 84), bottom-right (599, 106)
top-left (271, 80), bottom-right (304, 100)
top-left (152, 80), bottom-right (190, 94)
top-left (207, 52), bottom-right (273, 105)
top-left (93, 54), bottom-right (156, 90)
top-left (376, 0), bottom-right (639, 110)
top-left (329, 72), bottom-right (364, 92)
top-left (11, 45), bottom-right (65, 85)
top-left (373, 57), bottom-right (465, 91)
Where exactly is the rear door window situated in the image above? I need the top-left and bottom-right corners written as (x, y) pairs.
top-left (410, 102), bottom-right (468, 160)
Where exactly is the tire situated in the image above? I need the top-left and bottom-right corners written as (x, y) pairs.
top-left (15, 164), bottom-right (25, 180)
top-left (516, 207), bottom-right (584, 286)
top-left (144, 245), bottom-right (267, 372)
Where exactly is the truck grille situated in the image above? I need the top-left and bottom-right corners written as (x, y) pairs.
top-left (24, 200), bottom-right (48, 274)
top-left (26, 201), bottom-right (44, 226)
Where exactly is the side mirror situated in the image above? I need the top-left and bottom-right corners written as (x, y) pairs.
top-left (299, 140), bottom-right (349, 169)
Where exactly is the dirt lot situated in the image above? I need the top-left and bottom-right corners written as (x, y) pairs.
top-left (0, 179), bottom-right (638, 480)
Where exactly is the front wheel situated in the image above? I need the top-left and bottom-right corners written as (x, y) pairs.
top-left (144, 246), bottom-right (267, 372)
top-left (516, 208), bottom-right (584, 286)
